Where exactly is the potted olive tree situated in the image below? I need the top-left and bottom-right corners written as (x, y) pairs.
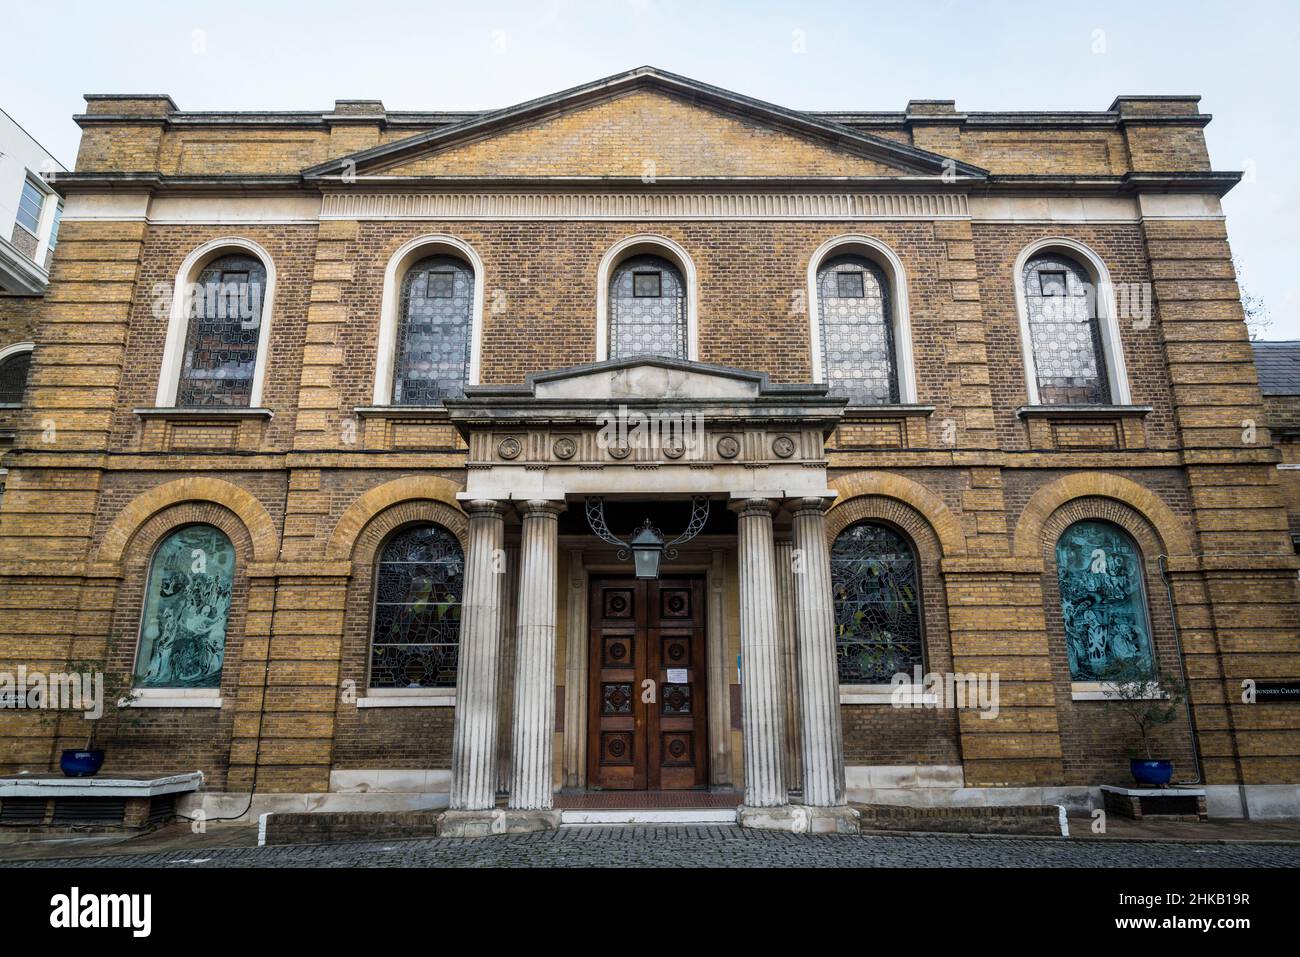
top-left (1099, 656), bottom-right (1186, 786)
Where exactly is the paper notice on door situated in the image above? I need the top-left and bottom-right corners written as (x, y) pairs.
top-left (666, 668), bottom-right (688, 683)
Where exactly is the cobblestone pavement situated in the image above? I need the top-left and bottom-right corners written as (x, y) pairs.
top-left (4, 826), bottom-right (1300, 868)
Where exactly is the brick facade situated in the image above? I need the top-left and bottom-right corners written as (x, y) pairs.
top-left (1, 68), bottom-right (1295, 809)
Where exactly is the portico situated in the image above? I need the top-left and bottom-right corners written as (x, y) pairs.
top-left (437, 358), bottom-right (859, 833)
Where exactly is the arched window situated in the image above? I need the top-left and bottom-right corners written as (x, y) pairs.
top-left (1055, 520), bottom-right (1154, 681)
top-left (370, 523), bottom-right (465, 689)
top-left (1023, 253), bottom-right (1111, 405)
top-left (134, 525), bottom-right (235, 689)
top-left (0, 347), bottom-right (33, 405)
top-left (831, 521), bottom-right (923, 683)
top-left (175, 253), bottom-right (267, 408)
top-left (392, 255), bottom-right (474, 404)
top-left (816, 254), bottom-right (898, 404)
top-left (608, 254), bottom-right (687, 360)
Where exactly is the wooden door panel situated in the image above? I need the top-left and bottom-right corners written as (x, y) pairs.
top-left (587, 576), bottom-right (706, 790)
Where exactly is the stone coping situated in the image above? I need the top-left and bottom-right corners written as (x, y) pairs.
top-left (1100, 784), bottom-right (1206, 798)
top-left (0, 771), bottom-right (203, 798)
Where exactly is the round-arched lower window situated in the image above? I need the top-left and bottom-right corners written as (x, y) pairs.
top-left (370, 523), bottom-right (465, 688)
top-left (831, 521), bottom-right (923, 683)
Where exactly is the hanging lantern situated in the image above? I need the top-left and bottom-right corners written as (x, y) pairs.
top-left (584, 496), bottom-right (710, 581)
top-left (629, 520), bottom-right (666, 580)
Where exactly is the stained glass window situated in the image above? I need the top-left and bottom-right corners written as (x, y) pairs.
top-left (831, 522), bottom-right (923, 683)
top-left (135, 525), bottom-right (234, 689)
top-left (370, 524), bottom-right (464, 688)
top-left (0, 351), bottom-right (32, 405)
top-left (392, 255), bottom-right (473, 404)
top-left (1055, 520), bottom-right (1153, 681)
top-left (176, 253), bottom-right (266, 408)
top-left (817, 254), bottom-right (898, 405)
top-left (1024, 253), bottom-right (1110, 405)
top-left (609, 254), bottom-right (686, 360)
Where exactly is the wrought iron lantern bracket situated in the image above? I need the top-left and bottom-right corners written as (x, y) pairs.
top-left (583, 496), bottom-right (711, 572)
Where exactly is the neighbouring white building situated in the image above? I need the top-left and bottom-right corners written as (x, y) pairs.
top-left (0, 107), bottom-right (66, 296)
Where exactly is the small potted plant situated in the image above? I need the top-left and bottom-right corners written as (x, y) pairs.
top-left (62, 638), bottom-right (139, 777)
top-left (1099, 657), bottom-right (1186, 786)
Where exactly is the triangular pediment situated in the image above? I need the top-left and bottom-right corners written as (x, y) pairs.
top-left (305, 67), bottom-right (984, 182)
top-left (457, 357), bottom-right (834, 404)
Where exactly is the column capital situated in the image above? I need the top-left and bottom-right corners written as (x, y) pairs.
top-left (465, 498), bottom-right (508, 518)
top-left (787, 495), bottom-right (836, 517)
top-left (728, 496), bottom-right (778, 518)
top-left (517, 499), bottom-right (567, 520)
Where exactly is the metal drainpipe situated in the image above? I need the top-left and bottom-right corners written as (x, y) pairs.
top-left (1157, 554), bottom-right (1202, 785)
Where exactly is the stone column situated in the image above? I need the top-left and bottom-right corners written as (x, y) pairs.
top-left (774, 534), bottom-right (804, 793)
top-left (790, 497), bottom-right (848, 808)
top-left (731, 497), bottom-right (788, 809)
top-left (494, 543), bottom-right (519, 795)
top-left (448, 500), bottom-right (506, 811)
top-left (508, 499), bottom-right (566, 813)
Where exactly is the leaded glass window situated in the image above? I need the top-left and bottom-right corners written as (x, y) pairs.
top-left (0, 351), bottom-right (32, 405)
top-left (609, 254), bottom-right (686, 360)
top-left (1024, 253), bottom-right (1110, 405)
top-left (1055, 520), bottom-right (1153, 681)
top-left (176, 253), bottom-right (266, 408)
top-left (135, 525), bottom-right (234, 689)
top-left (817, 254), bottom-right (898, 404)
top-left (392, 255), bottom-right (473, 404)
top-left (831, 522), bottom-right (923, 683)
top-left (370, 523), bottom-right (464, 688)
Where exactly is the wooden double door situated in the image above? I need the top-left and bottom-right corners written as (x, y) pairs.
top-left (587, 577), bottom-right (708, 789)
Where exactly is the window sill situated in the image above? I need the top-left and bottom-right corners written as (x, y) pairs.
top-left (1015, 404), bottom-right (1152, 420)
top-left (123, 689), bottom-right (222, 709)
top-left (839, 684), bottom-right (937, 705)
top-left (134, 407), bottom-right (274, 420)
top-left (354, 405), bottom-right (450, 418)
top-left (357, 690), bottom-right (456, 708)
top-left (840, 404), bottom-right (935, 419)
top-left (1070, 681), bottom-right (1167, 702)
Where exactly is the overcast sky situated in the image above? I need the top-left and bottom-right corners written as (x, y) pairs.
top-left (4, 0), bottom-right (1296, 337)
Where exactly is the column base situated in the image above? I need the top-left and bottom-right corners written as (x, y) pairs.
top-left (737, 803), bottom-right (860, 835)
top-left (436, 808), bottom-right (563, 838)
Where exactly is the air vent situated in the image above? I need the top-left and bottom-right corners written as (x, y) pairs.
top-left (0, 798), bottom-right (48, 824)
top-left (51, 797), bottom-right (126, 825)
top-left (147, 793), bottom-right (177, 826)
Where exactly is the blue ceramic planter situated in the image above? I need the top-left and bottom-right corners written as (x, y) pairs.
top-left (60, 749), bottom-right (105, 777)
top-left (1130, 758), bottom-right (1173, 786)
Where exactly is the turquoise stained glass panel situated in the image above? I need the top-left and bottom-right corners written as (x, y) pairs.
top-left (135, 525), bottom-right (234, 688)
top-left (1055, 520), bottom-right (1152, 681)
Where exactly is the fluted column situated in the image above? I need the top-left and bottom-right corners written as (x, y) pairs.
top-left (791, 496), bottom-right (847, 807)
top-left (508, 499), bottom-right (566, 810)
top-left (774, 535), bottom-right (804, 793)
top-left (448, 500), bottom-right (507, 811)
top-left (732, 497), bottom-right (788, 808)
top-left (494, 543), bottom-right (519, 795)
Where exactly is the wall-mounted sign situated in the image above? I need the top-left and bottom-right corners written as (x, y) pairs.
top-left (1254, 681), bottom-right (1300, 703)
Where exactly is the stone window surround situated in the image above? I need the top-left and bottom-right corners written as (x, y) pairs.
top-left (155, 236), bottom-right (278, 409)
top-left (594, 234), bottom-right (699, 363)
top-left (806, 234), bottom-right (918, 404)
top-left (371, 233), bottom-right (486, 405)
top-left (1012, 236), bottom-right (1133, 407)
